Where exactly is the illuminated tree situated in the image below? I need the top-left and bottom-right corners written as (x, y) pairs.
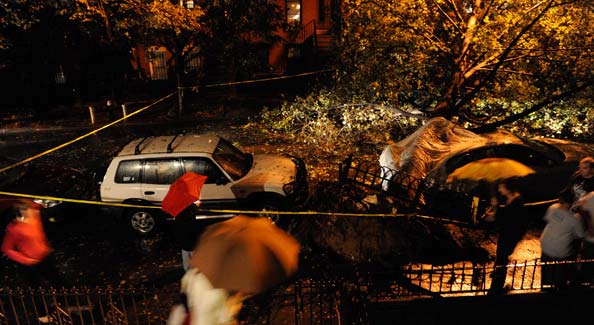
top-left (338, 0), bottom-right (594, 129)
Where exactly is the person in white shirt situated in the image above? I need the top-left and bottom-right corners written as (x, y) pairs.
top-left (167, 268), bottom-right (246, 325)
top-left (540, 189), bottom-right (585, 289)
top-left (576, 191), bottom-right (594, 283)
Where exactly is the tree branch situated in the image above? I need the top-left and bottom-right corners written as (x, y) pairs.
top-left (470, 81), bottom-right (594, 132)
top-left (430, 0), bottom-right (464, 35)
top-left (453, 0), bottom-right (556, 113)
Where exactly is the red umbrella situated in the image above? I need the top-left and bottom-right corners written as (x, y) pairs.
top-left (161, 172), bottom-right (208, 217)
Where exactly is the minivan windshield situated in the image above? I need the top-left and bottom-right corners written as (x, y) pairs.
top-left (212, 138), bottom-right (252, 180)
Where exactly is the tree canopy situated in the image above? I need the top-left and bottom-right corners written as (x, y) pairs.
top-left (0, 0), bottom-right (281, 110)
top-left (337, 0), bottom-right (594, 130)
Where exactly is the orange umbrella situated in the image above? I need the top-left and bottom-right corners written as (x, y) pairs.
top-left (161, 172), bottom-right (208, 217)
top-left (190, 215), bottom-right (300, 294)
top-left (446, 157), bottom-right (536, 183)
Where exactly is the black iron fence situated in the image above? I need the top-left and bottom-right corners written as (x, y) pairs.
top-left (338, 155), bottom-right (489, 225)
top-left (0, 286), bottom-right (167, 324)
top-left (2, 258), bottom-right (594, 324)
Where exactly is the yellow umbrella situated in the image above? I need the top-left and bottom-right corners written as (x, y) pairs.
top-left (446, 157), bottom-right (536, 183)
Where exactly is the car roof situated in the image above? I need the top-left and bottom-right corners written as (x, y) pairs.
top-left (117, 134), bottom-right (221, 156)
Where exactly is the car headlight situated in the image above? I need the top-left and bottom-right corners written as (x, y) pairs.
top-left (33, 199), bottom-right (63, 208)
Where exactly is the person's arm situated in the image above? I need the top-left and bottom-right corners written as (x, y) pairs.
top-left (573, 212), bottom-right (586, 239)
top-left (1, 227), bottom-right (40, 265)
top-left (543, 205), bottom-right (554, 224)
top-left (575, 207), bottom-right (594, 237)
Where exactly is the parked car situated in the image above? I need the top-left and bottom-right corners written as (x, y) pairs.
top-left (379, 117), bottom-right (594, 221)
top-left (99, 133), bottom-right (309, 236)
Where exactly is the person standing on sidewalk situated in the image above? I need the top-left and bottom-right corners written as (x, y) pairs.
top-left (174, 202), bottom-right (221, 271)
top-left (566, 156), bottom-right (594, 205)
top-left (539, 189), bottom-right (585, 290)
top-left (575, 191), bottom-right (594, 282)
top-left (487, 177), bottom-right (531, 295)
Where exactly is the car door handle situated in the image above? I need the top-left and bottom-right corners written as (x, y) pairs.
top-left (144, 191), bottom-right (155, 195)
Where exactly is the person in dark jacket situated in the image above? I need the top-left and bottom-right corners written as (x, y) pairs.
top-left (174, 202), bottom-right (222, 271)
top-left (487, 177), bottom-right (532, 295)
top-left (566, 156), bottom-right (594, 206)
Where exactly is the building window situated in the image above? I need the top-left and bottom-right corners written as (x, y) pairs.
top-left (55, 65), bottom-right (66, 84)
top-left (185, 48), bottom-right (201, 73)
top-left (179, 0), bottom-right (194, 9)
top-left (287, 46), bottom-right (301, 59)
top-left (286, 0), bottom-right (301, 24)
top-left (147, 47), bottom-right (168, 80)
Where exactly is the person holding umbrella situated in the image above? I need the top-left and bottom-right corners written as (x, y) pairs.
top-left (161, 172), bottom-right (224, 271)
top-left (487, 177), bottom-right (532, 295)
top-left (174, 201), bottom-right (221, 271)
top-left (168, 215), bottom-right (300, 325)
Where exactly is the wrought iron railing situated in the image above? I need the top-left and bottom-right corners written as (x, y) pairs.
top-left (1, 258), bottom-right (593, 324)
top-left (292, 19), bottom-right (318, 45)
top-left (0, 286), bottom-right (166, 324)
top-left (338, 155), bottom-right (485, 224)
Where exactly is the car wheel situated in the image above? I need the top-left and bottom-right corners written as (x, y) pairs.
top-left (253, 196), bottom-right (298, 233)
top-left (126, 209), bottom-right (159, 236)
top-left (257, 200), bottom-right (282, 224)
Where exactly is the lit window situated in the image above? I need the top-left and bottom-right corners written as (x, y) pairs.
top-left (55, 65), bottom-right (66, 84)
top-left (286, 0), bottom-right (301, 24)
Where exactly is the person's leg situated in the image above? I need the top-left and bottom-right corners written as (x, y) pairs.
top-left (181, 250), bottom-right (192, 271)
top-left (489, 245), bottom-right (509, 294)
top-left (580, 241), bottom-right (594, 283)
top-left (37, 254), bottom-right (69, 288)
top-left (17, 263), bottom-right (52, 320)
top-left (540, 254), bottom-right (554, 289)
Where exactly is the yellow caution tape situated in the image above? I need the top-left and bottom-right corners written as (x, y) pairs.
top-left (181, 69), bottom-right (334, 90)
top-left (0, 92), bottom-right (175, 175)
top-left (0, 190), bottom-right (562, 225)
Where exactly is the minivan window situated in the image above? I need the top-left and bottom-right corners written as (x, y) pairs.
top-left (115, 160), bottom-right (142, 183)
top-left (182, 158), bottom-right (226, 184)
top-left (143, 159), bottom-right (182, 184)
top-left (212, 139), bottom-right (252, 180)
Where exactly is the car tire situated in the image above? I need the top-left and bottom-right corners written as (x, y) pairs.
top-left (125, 208), bottom-right (160, 237)
top-left (252, 195), bottom-right (298, 233)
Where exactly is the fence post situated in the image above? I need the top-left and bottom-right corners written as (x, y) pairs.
top-left (121, 104), bottom-right (127, 118)
top-left (88, 106), bottom-right (95, 124)
top-left (338, 154), bottom-right (353, 183)
top-left (471, 196), bottom-right (480, 225)
top-left (411, 178), bottom-right (425, 211)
